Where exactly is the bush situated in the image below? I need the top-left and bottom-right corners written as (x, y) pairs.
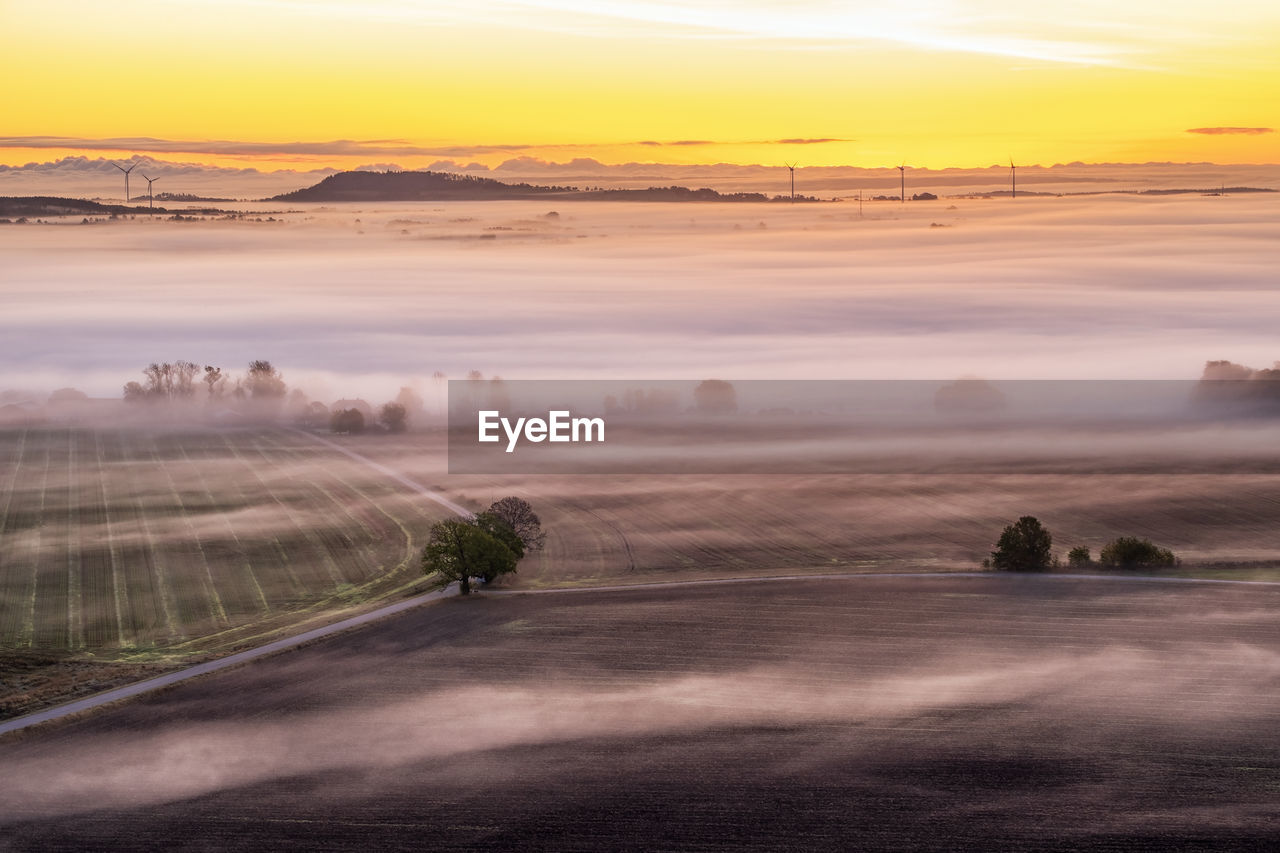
top-left (1067, 546), bottom-right (1092, 568)
top-left (379, 402), bottom-right (408, 433)
top-left (990, 516), bottom-right (1053, 571)
top-left (330, 408), bottom-right (365, 434)
top-left (1098, 537), bottom-right (1177, 568)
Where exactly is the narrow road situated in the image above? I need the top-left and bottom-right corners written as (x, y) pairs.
top-left (5, 429), bottom-right (1279, 738)
top-left (0, 587), bottom-right (454, 737)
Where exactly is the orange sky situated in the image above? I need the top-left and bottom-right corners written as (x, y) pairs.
top-left (2, 1), bottom-right (1278, 170)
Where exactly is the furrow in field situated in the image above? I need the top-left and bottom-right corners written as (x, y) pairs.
top-left (77, 432), bottom-right (121, 648)
top-left (0, 429), bottom-right (30, 644)
top-left (257, 432), bottom-right (425, 583)
top-left (255, 439), bottom-right (385, 584)
top-left (64, 430), bottom-right (84, 649)
top-left (17, 434), bottom-right (54, 647)
top-left (176, 439), bottom-right (270, 615)
top-left (142, 432), bottom-right (228, 632)
top-left (215, 431), bottom-right (308, 599)
top-left (103, 431), bottom-right (180, 645)
top-left (236, 432), bottom-right (346, 591)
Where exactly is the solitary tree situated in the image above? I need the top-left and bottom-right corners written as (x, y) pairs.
top-left (990, 516), bottom-right (1053, 571)
top-left (421, 518), bottom-right (519, 595)
top-left (484, 496), bottom-right (546, 552)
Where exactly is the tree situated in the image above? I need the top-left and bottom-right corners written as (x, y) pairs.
top-left (990, 516), bottom-right (1053, 571)
top-left (395, 386), bottom-right (425, 417)
top-left (484, 496), bottom-right (546, 552)
top-left (301, 401), bottom-right (330, 428)
top-left (1098, 537), bottom-right (1177, 568)
top-left (694, 379), bottom-right (737, 414)
top-left (245, 360), bottom-right (286, 399)
top-left (1067, 545), bottom-right (1092, 568)
top-left (421, 519), bottom-right (519, 595)
top-left (203, 365), bottom-right (226, 400)
top-left (474, 511), bottom-right (525, 565)
top-left (330, 408), bottom-right (365, 434)
top-left (379, 401), bottom-right (408, 433)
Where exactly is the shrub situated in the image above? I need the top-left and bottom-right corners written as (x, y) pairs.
top-left (1067, 546), bottom-right (1092, 568)
top-left (1098, 537), bottom-right (1177, 568)
top-left (330, 408), bottom-right (365, 434)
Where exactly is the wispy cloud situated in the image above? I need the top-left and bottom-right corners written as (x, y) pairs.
top-left (0, 136), bottom-right (533, 158)
top-left (1186, 127), bottom-right (1274, 136)
top-left (0, 136), bottom-right (854, 163)
top-left (234, 0), bottom-right (1134, 65)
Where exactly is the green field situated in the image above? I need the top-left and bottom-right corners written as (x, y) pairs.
top-left (0, 427), bottom-right (452, 657)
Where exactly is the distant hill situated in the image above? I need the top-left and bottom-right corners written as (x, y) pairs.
top-left (272, 171), bottom-right (574, 202)
top-left (271, 170), bottom-right (811, 203)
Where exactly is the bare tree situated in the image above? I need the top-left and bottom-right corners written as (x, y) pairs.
top-left (484, 496), bottom-right (546, 553)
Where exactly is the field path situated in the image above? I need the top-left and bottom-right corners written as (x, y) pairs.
top-left (289, 429), bottom-right (473, 518)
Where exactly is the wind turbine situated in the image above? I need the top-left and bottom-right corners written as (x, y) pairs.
top-left (785, 162), bottom-right (796, 202)
top-left (112, 160), bottom-right (139, 204)
top-left (140, 174), bottom-right (159, 209)
top-left (1009, 157), bottom-right (1016, 199)
top-left (897, 162), bottom-right (906, 203)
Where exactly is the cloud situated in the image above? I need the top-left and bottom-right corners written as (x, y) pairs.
top-left (1186, 127), bottom-right (1274, 136)
top-left (632, 138), bottom-right (850, 147)
top-left (0, 136), bottom-right (535, 159)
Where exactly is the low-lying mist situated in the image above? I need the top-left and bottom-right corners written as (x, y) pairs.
top-left (2, 603), bottom-right (1277, 819)
top-left (3, 194), bottom-right (1280, 403)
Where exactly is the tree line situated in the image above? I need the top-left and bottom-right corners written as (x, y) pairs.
top-left (121, 359), bottom-right (420, 434)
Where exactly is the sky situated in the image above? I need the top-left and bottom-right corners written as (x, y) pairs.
top-left (1, 1), bottom-right (1278, 171)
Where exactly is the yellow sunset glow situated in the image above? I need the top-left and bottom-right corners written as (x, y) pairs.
top-left (2, 0), bottom-right (1278, 169)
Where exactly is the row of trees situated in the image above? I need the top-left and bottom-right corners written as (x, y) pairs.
top-left (988, 516), bottom-right (1178, 571)
top-left (421, 497), bottom-right (546, 595)
top-left (123, 360), bottom-right (287, 404)
top-left (122, 361), bottom-right (425, 434)
top-left (328, 403), bottom-right (407, 435)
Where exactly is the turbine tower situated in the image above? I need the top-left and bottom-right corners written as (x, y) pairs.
top-left (897, 162), bottom-right (906, 203)
top-left (785, 162), bottom-right (796, 202)
top-left (1009, 157), bottom-right (1016, 199)
top-left (112, 160), bottom-right (139, 204)
top-left (141, 174), bottom-right (159, 209)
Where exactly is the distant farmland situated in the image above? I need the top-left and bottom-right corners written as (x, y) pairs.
top-left (0, 427), bottom-right (452, 655)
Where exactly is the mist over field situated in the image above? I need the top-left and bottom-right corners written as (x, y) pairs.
top-left (3, 577), bottom-right (1278, 848)
top-left (3, 193), bottom-right (1280, 404)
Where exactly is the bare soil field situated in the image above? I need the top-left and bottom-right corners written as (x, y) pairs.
top-left (362, 430), bottom-right (1280, 586)
top-left (1, 575), bottom-right (1277, 850)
